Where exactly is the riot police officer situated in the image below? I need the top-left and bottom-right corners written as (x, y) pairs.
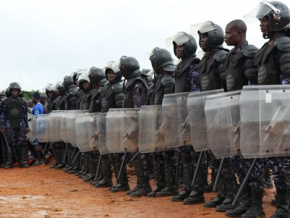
top-left (111, 56), bottom-right (150, 196)
top-left (221, 19), bottom-right (265, 217)
top-left (0, 82), bottom-right (29, 168)
top-left (147, 47), bottom-right (175, 197)
top-left (165, 31), bottom-right (205, 205)
top-left (245, 2), bottom-right (290, 217)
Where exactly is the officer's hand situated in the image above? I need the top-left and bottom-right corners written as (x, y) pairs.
top-left (25, 128), bottom-right (30, 134)
top-left (0, 128), bottom-right (6, 134)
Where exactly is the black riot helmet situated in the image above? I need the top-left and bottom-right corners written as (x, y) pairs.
top-left (104, 61), bottom-right (122, 83)
top-left (63, 75), bottom-right (74, 91)
top-left (9, 82), bottom-right (21, 92)
top-left (166, 32), bottom-right (197, 57)
top-left (256, 1), bottom-right (290, 31)
top-left (88, 67), bottom-right (107, 87)
top-left (55, 82), bottom-right (66, 95)
top-left (119, 56), bottom-right (141, 79)
top-left (195, 21), bottom-right (224, 47)
top-left (45, 84), bottom-right (57, 97)
top-left (149, 47), bottom-right (175, 73)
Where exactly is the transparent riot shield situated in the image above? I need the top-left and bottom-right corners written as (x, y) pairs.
top-left (49, 112), bottom-right (64, 143)
top-left (106, 109), bottom-right (122, 153)
top-left (97, 113), bottom-right (109, 155)
top-left (75, 114), bottom-right (91, 152)
top-left (162, 93), bottom-right (180, 149)
top-left (88, 113), bottom-right (99, 151)
top-left (28, 115), bottom-right (37, 143)
top-left (187, 89), bottom-right (224, 151)
top-left (205, 91), bottom-right (241, 159)
top-left (240, 85), bottom-right (290, 158)
top-left (120, 109), bottom-right (139, 153)
top-left (36, 114), bottom-right (50, 143)
top-left (138, 105), bottom-right (167, 153)
top-left (66, 110), bottom-right (84, 146)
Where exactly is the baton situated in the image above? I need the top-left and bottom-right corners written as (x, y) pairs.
top-left (71, 146), bottom-right (77, 159)
top-left (213, 157), bottom-right (224, 192)
top-left (117, 150), bottom-right (127, 180)
top-left (42, 142), bottom-right (49, 155)
top-left (232, 158), bottom-right (257, 206)
top-left (49, 142), bottom-right (55, 149)
top-left (191, 151), bottom-right (204, 187)
top-left (3, 134), bottom-right (11, 154)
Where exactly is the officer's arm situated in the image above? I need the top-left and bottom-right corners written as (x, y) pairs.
top-left (243, 45), bottom-right (259, 85)
top-left (275, 36), bottom-right (290, 83)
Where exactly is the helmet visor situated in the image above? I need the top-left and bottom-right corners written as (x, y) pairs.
top-left (190, 21), bottom-right (216, 35)
top-left (166, 32), bottom-right (190, 47)
top-left (244, 1), bottom-right (280, 22)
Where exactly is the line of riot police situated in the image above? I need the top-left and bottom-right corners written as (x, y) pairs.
top-left (1, 1), bottom-right (290, 217)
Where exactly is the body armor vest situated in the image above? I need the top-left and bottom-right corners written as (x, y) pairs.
top-left (153, 76), bottom-right (164, 105)
top-left (54, 96), bottom-right (65, 110)
top-left (101, 82), bottom-right (123, 112)
top-left (123, 77), bottom-right (148, 108)
top-left (199, 54), bottom-right (222, 91)
top-left (5, 97), bottom-right (25, 129)
top-left (224, 49), bottom-right (249, 91)
top-left (255, 43), bottom-right (280, 85)
top-left (174, 56), bottom-right (199, 93)
top-left (89, 90), bottom-right (102, 113)
top-left (79, 88), bottom-right (95, 110)
top-left (65, 85), bottom-right (78, 110)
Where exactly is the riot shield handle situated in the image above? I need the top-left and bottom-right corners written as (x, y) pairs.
top-left (117, 149), bottom-right (127, 180)
top-left (213, 157), bottom-right (224, 192)
top-left (191, 151), bottom-right (204, 187)
top-left (94, 155), bottom-right (102, 180)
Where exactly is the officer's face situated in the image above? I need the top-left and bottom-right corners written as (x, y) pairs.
top-left (48, 91), bottom-right (54, 99)
top-left (176, 44), bottom-right (185, 58)
top-left (81, 81), bottom-right (90, 90)
top-left (11, 89), bottom-right (19, 98)
top-left (107, 71), bottom-right (117, 83)
top-left (259, 16), bottom-right (269, 33)
top-left (224, 25), bottom-right (239, 46)
top-left (199, 34), bottom-right (209, 52)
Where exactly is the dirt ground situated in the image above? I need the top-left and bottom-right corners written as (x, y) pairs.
top-left (0, 165), bottom-right (277, 218)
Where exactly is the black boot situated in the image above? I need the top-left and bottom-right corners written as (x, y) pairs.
top-left (226, 186), bottom-right (252, 217)
top-left (204, 172), bottom-right (225, 208)
top-left (110, 154), bottom-right (130, 193)
top-left (241, 188), bottom-right (265, 218)
top-left (19, 145), bottom-right (29, 168)
top-left (156, 151), bottom-right (178, 197)
top-left (83, 152), bottom-right (96, 182)
top-left (183, 188), bottom-right (205, 205)
top-left (148, 153), bottom-right (166, 197)
top-left (216, 163), bottom-right (237, 212)
top-left (130, 154), bottom-right (152, 197)
top-left (95, 155), bottom-right (112, 188)
top-left (5, 146), bottom-right (13, 169)
top-left (270, 189), bottom-right (290, 218)
top-left (172, 151), bottom-right (192, 202)
top-left (55, 147), bottom-right (65, 169)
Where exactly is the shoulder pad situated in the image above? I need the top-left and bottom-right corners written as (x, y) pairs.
top-left (111, 82), bottom-right (123, 94)
top-left (213, 50), bottom-right (228, 63)
top-left (242, 44), bottom-right (258, 58)
top-left (274, 36), bottom-right (290, 52)
top-left (161, 74), bottom-right (175, 87)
